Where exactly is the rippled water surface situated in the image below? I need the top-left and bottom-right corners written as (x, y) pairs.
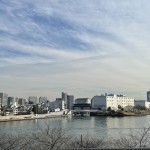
top-left (0, 115), bottom-right (150, 139)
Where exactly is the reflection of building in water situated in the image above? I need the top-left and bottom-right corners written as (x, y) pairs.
top-left (92, 93), bottom-right (134, 110)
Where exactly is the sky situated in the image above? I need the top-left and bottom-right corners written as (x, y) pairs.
top-left (0, 0), bottom-right (150, 100)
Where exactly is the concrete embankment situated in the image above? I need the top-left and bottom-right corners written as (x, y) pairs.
top-left (0, 115), bottom-right (34, 122)
top-left (0, 113), bottom-right (67, 122)
top-left (123, 112), bottom-right (150, 116)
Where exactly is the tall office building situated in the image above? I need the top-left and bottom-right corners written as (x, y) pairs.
top-left (55, 98), bottom-right (63, 110)
top-left (67, 95), bottom-right (74, 110)
top-left (62, 92), bottom-right (68, 109)
top-left (0, 92), bottom-right (8, 107)
top-left (18, 98), bottom-right (26, 106)
top-left (62, 92), bottom-right (67, 101)
top-left (28, 96), bottom-right (38, 104)
top-left (147, 91), bottom-right (150, 101)
top-left (7, 97), bottom-right (15, 108)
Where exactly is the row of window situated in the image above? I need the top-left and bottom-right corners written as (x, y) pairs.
top-left (107, 97), bottom-right (133, 99)
top-left (107, 99), bottom-right (134, 102)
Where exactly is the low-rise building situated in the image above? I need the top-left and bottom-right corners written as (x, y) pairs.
top-left (73, 98), bottom-right (91, 110)
top-left (92, 93), bottom-right (134, 110)
top-left (134, 100), bottom-right (150, 109)
top-left (73, 98), bottom-right (91, 116)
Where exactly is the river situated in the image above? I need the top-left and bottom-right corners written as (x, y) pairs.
top-left (0, 115), bottom-right (150, 139)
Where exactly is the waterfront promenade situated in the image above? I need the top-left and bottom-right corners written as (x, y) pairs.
top-left (1, 109), bottom-right (150, 122)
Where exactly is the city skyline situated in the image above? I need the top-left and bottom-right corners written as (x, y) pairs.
top-left (0, 0), bottom-right (150, 100)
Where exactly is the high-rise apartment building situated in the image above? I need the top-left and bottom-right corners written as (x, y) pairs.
top-left (7, 97), bottom-right (15, 108)
top-left (55, 98), bottom-right (63, 110)
top-left (0, 92), bottom-right (8, 107)
top-left (147, 91), bottom-right (150, 101)
top-left (62, 92), bottom-right (67, 101)
top-left (62, 92), bottom-right (68, 109)
top-left (18, 98), bottom-right (26, 106)
top-left (67, 95), bottom-right (74, 110)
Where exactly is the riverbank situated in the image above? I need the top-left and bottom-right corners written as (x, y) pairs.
top-left (123, 111), bottom-right (150, 116)
top-left (0, 113), bottom-right (66, 122)
top-left (0, 114), bottom-right (34, 122)
top-left (90, 110), bottom-right (150, 117)
top-left (1, 111), bottom-right (150, 122)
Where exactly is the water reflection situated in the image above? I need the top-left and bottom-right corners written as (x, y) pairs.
top-left (1, 116), bottom-right (150, 139)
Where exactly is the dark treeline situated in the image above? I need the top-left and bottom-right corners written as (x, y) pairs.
top-left (1, 124), bottom-right (150, 149)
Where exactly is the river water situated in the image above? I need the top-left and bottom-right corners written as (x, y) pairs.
top-left (0, 115), bottom-right (150, 139)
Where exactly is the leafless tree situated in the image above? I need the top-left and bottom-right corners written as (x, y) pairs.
top-left (26, 123), bottom-right (69, 150)
top-left (111, 126), bottom-right (150, 148)
top-left (1, 124), bottom-right (150, 149)
top-left (67, 134), bottom-right (107, 149)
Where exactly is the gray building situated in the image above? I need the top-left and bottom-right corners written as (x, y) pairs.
top-left (7, 97), bottom-right (15, 108)
top-left (0, 92), bottom-right (8, 107)
top-left (28, 96), bottom-right (38, 104)
top-left (62, 92), bottom-right (67, 101)
top-left (55, 98), bottom-right (63, 110)
top-left (147, 91), bottom-right (150, 101)
top-left (18, 98), bottom-right (26, 106)
top-left (39, 97), bottom-right (48, 103)
top-left (62, 92), bottom-right (68, 109)
top-left (67, 95), bottom-right (74, 110)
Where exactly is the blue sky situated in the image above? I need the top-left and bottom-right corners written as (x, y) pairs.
top-left (0, 0), bottom-right (150, 100)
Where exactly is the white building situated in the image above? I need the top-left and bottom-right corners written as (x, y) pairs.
top-left (92, 94), bottom-right (134, 110)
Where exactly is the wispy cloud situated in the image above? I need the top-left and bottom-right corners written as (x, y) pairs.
top-left (0, 0), bottom-right (150, 99)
